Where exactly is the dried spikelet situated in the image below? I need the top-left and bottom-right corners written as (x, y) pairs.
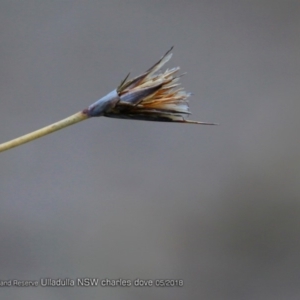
top-left (87, 48), bottom-right (216, 125)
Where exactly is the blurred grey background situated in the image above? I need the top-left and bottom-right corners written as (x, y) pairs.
top-left (0, 1), bottom-right (300, 299)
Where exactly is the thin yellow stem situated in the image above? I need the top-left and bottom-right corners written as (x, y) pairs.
top-left (0, 111), bottom-right (88, 153)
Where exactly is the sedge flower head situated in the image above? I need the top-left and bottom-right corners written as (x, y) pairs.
top-left (87, 48), bottom-right (215, 125)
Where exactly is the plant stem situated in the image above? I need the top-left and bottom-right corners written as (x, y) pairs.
top-left (0, 111), bottom-right (88, 153)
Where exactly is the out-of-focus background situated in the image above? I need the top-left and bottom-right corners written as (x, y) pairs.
top-left (0, 1), bottom-right (299, 299)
